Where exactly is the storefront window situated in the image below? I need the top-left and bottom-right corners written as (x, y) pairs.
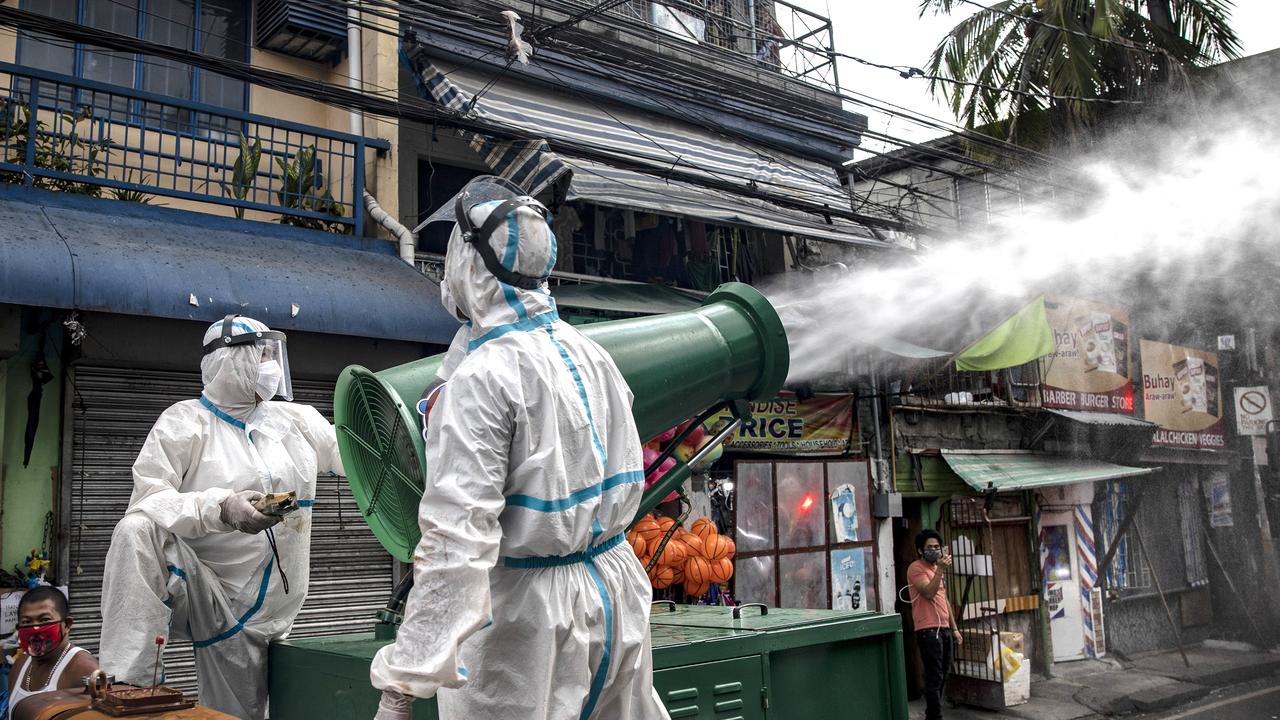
top-left (735, 555), bottom-right (776, 605)
top-left (780, 551), bottom-right (827, 609)
top-left (733, 460), bottom-right (876, 611)
top-left (735, 462), bottom-right (775, 552)
top-left (776, 463), bottom-right (824, 549)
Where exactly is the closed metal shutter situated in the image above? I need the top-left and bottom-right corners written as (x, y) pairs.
top-left (66, 365), bottom-right (394, 695)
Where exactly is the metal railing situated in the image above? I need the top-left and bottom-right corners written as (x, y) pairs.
top-left (607, 0), bottom-right (839, 91)
top-left (898, 360), bottom-right (1044, 410)
top-left (0, 63), bottom-right (389, 232)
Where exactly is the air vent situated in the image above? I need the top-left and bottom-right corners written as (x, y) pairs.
top-left (256, 0), bottom-right (347, 64)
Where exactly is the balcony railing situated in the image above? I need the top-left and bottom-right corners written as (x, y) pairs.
top-left (0, 63), bottom-right (389, 232)
top-left (897, 360), bottom-right (1044, 410)
top-left (608, 0), bottom-right (839, 91)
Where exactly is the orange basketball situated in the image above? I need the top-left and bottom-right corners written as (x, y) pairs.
top-left (683, 579), bottom-right (709, 598)
top-left (656, 516), bottom-right (676, 533)
top-left (670, 565), bottom-right (685, 585)
top-left (705, 535), bottom-right (733, 562)
top-left (692, 518), bottom-right (718, 544)
top-left (720, 536), bottom-right (736, 558)
top-left (633, 516), bottom-right (661, 543)
top-left (658, 539), bottom-right (688, 567)
top-left (685, 556), bottom-right (712, 586)
top-left (649, 564), bottom-right (675, 589)
top-left (707, 557), bottom-right (734, 584)
top-left (680, 532), bottom-right (706, 559)
top-left (629, 535), bottom-right (647, 558)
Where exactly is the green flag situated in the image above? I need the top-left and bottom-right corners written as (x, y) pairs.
top-left (954, 296), bottom-right (1055, 371)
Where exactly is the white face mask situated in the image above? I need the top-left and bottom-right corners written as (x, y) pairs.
top-left (256, 360), bottom-right (283, 401)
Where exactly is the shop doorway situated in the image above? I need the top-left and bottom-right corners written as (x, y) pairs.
top-left (1038, 512), bottom-right (1087, 661)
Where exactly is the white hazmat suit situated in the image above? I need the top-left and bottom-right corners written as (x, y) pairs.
top-left (370, 194), bottom-right (671, 720)
top-left (99, 316), bottom-right (343, 720)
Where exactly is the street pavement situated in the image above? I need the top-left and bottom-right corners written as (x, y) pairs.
top-left (905, 642), bottom-right (1280, 720)
top-left (1136, 676), bottom-right (1280, 719)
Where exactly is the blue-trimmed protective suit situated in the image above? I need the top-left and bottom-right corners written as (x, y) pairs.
top-left (369, 201), bottom-right (670, 720)
top-left (98, 317), bottom-right (342, 720)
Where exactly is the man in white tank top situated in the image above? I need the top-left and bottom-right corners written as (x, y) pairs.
top-left (5, 587), bottom-right (97, 720)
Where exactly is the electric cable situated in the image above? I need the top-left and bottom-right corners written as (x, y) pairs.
top-left (1, 4), bottom-right (1051, 233)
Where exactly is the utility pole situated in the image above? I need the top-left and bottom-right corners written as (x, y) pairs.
top-left (1245, 328), bottom-right (1280, 634)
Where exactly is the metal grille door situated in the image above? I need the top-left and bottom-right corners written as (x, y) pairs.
top-left (66, 365), bottom-right (394, 695)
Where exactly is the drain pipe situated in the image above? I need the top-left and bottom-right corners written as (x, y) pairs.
top-left (365, 191), bottom-right (417, 265)
top-left (347, 3), bottom-right (364, 137)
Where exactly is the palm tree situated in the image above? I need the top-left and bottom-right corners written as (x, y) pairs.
top-left (920, 0), bottom-right (1242, 141)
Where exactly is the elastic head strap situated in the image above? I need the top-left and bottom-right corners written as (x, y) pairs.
top-left (202, 314), bottom-right (287, 355)
top-left (459, 197), bottom-right (550, 291)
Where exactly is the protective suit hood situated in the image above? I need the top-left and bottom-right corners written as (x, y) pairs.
top-left (201, 317), bottom-right (271, 421)
top-left (443, 199), bottom-right (557, 342)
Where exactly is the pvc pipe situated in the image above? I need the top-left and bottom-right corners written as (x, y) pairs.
top-left (364, 191), bottom-right (417, 265)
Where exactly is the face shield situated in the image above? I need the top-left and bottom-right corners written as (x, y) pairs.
top-left (413, 175), bottom-right (550, 291)
top-left (202, 314), bottom-right (294, 401)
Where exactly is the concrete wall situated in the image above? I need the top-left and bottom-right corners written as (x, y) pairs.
top-left (893, 408), bottom-right (1029, 453)
top-left (1202, 461), bottom-right (1280, 644)
top-left (0, 309), bottom-right (64, 573)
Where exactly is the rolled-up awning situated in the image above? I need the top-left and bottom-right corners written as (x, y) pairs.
top-left (563, 156), bottom-right (881, 247)
top-left (1044, 409), bottom-right (1157, 428)
top-left (551, 282), bottom-right (703, 316)
top-left (941, 449), bottom-right (1152, 492)
top-left (0, 186), bottom-right (459, 344)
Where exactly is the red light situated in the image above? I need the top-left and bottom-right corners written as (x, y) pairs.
top-left (800, 494), bottom-right (815, 512)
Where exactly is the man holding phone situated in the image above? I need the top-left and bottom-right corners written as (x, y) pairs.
top-left (908, 529), bottom-right (963, 720)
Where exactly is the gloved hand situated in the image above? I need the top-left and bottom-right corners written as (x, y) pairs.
top-left (374, 688), bottom-right (413, 720)
top-left (219, 490), bottom-right (282, 534)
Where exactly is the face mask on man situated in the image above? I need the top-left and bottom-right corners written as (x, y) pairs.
top-left (18, 620), bottom-right (65, 657)
top-left (922, 548), bottom-right (942, 564)
top-left (256, 360), bottom-right (284, 402)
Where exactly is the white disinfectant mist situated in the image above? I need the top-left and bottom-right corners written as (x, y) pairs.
top-left (771, 78), bottom-right (1280, 384)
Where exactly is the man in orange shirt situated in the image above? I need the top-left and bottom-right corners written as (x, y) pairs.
top-left (907, 530), bottom-right (963, 720)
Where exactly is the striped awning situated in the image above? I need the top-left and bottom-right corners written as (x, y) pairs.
top-left (563, 156), bottom-right (880, 246)
top-left (401, 46), bottom-right (856, 215)
top-left (402, 49), bottom-right (570, 195)
top-left (940, 450), bottom-right (1152, 492)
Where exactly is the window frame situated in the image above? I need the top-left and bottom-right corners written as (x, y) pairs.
top-left (733, 458), bottom-right (878, 611)
top-left (16, 0), bottom-right (251, 130)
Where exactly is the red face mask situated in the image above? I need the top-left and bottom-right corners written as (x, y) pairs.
top-left (18, 620), bottom-right (64, 657)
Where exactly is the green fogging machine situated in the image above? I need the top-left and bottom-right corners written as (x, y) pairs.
top-left (333, 282), bottom-right (788, 566)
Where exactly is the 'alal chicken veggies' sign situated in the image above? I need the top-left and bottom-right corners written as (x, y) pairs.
top-left (1140, 339), bottom-right (1225, 450)
top-left (708, 393), bottom-right (855, 456)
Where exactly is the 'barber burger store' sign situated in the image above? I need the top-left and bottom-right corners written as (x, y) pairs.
top-left (1040, 296), bottom-right (1135, 413)
top-left (1140, 339), bottom-right (1225, 450)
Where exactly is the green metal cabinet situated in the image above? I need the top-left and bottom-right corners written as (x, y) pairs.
top-left (268, 606), bottom-right (906, 720)
top-left (269, 635), bottom-right (440, 720)
top-left (648, 605), bottom-right (908, 720)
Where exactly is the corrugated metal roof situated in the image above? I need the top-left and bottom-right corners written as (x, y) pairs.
top-left (1046, 409), bottom-right (1157, 428)
top-left (941, 449), bottom-right (1152, 492)
top-left (0, 186), bottom-right (459, 344)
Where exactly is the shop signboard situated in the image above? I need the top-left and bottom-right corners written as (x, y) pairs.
top-left (1140, 340), bottom-right (1225, 450)
top-left (1208, 471), bottom-right (1233, 527)
top-left (1040, 296), bottom-right (1135, 413)
top-left (709, 392), bottom-right (854, 456)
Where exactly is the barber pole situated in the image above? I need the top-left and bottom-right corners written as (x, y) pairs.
top-left (1074, 504), bottom-right (1103, 658)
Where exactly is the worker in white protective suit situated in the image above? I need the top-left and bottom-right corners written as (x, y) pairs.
top-left (98, 316), bottom-right (343, 720)
top-left (370, 177), bottom-right (671, 720)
